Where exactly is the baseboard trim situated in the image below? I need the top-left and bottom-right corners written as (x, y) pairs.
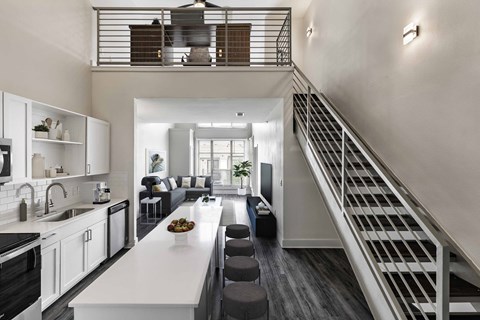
top-left (281, 238), bottom-right (343, 249)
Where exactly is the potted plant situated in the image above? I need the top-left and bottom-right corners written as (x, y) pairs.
top-left (233, 160), bottom-right (252, 195)
top-left (32, 124), bottom-right (49, 139)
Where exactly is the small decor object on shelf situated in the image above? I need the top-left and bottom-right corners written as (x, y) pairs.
top-left (32, 124), bottom-right (49, 139)
top-left (63, 129), bottom-right (70, 141)
top-left (32, 153), bottom-right (45, 178)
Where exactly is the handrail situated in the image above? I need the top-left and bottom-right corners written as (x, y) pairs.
top-left (292, 63), bottom-right (450, 319)
top-left (93, 7), bottom-right (291, 67)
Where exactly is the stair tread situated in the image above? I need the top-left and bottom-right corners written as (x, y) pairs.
top-left (353, 214), bottom-right (421, 231)
top-left (347, 193), bottom-right (403, 207)
top-left (386, 273), bottom-right (480, 300)
top-left (367, 240), bottom-right (456, 262)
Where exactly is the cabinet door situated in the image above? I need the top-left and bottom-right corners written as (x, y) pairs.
top-left (41, 242), bottom-right (61, 310)
top-left (87, 219), bottom-right (107, 271)
top-left (60, 229), bottom-right (88, 293)
top-left (2, 92), bottom-right (32, 182)
top-left (86, 117), bottom-right (110, 176)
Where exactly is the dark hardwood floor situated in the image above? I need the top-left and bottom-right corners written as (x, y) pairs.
top-left (43, 196), bottom-right (372, 320)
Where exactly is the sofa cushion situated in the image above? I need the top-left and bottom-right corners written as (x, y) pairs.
top-left (168, 177), bottom-right (178, 190)
top-left (192, 176), bottom-right (211, 188)
top-left (170, 188), bottom-right (186, 204)
top-left (195, 177), bottom-right (206, 188)
top-left (162, 178), bottom-right (171, 190)
top-left (151, 181), bottom-right (168, 192)
top-left (181, 177), bottom-right (192, 188)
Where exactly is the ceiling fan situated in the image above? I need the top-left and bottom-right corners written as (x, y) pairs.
top-left (178, 0), bottom-right (220, 8)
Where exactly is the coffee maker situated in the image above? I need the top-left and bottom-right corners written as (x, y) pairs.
top-left (80, 181), bottom-right (110, 204)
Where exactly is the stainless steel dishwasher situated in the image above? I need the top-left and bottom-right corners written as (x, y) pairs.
top-left (108, 200), bottom-right (129, 258)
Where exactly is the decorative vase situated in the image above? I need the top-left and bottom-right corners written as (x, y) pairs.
top-left (32, 153), bottom-right (45, 179)
top-left (237, 188), bottom-right (247, 195)
top-left (35, 131), bottom-right (48, 139)
top-left (48, 128), bottom-right (58, 140)
top-left (63, 129), bottom-right (70, 141)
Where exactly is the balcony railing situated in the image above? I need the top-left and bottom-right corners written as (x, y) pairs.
top-left (93, 7), bottom-right (291, 67)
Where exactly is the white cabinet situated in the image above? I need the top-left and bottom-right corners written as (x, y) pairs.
top-left (2, 92), bottom-right (32, 182)
top-left (60, 218), bottom-right (108, 294)
top-left (41, 242), bottom-right (61, 310)
top-left (61, 229), bottom-right (88, 293)
top-left (87, 219), bottom-right (108, 270)
top-left (86, 117), bottom-right (110, 176)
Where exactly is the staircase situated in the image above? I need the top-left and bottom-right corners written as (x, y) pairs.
top-left (292, 65), bottom-right (480, 319)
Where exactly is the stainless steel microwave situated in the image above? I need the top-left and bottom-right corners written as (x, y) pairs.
top-left (0, 138), bottom-right (12, 184)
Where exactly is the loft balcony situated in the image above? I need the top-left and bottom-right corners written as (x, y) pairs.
top-left (93, 7), bottom-right (292, 67)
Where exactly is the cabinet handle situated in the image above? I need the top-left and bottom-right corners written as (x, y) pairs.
top-left (89, 229), bottom-right (93, 241)
top-left (41, 233), bottom-right (56, 240)
top-left (85, 230), bottom-right (89, 242)
top-left (87, 164), bottom-right (91, 174)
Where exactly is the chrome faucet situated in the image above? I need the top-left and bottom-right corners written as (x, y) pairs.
top-left (45, 183), bottom-right (68, 215)
top-left (16, 183), bottom-right (36, 215)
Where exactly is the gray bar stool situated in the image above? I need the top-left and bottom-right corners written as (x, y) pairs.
top-left (223, 256), bottom-right (260, 287)
top-left (222, 282), bottom-right (269, 320)
top-left (226, 224), bottom-right (250, 240)
top-left (225, 239), bottom-right (255, 260)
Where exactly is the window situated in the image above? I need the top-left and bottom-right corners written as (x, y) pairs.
top-left (197, 139), bottom-right (247, 186)
top-left (197, 123), bottom-right (247, 129)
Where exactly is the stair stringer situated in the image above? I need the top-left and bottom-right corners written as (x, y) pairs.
top-left (295, 128), bottom-right (403, 320)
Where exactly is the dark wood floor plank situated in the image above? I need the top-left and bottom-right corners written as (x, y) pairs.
top-left (43, 195), bottom-right (373, 320)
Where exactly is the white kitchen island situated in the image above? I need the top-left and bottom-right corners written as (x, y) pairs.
top-left (69, 203), bottom-right (223, 320)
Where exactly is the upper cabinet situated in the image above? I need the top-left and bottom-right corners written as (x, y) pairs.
top-left (86, 117), bottom-right (110, 176)
top-left (2, 92), bottom-right (32, 183)
top-left (0, 91), bottom-right (110, 183)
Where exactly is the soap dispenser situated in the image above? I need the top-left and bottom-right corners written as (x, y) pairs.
top-left (20, 199), bottom-right (27, 222)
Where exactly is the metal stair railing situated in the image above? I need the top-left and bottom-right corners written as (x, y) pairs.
top-left (292, 63), bottom-right (450, 320)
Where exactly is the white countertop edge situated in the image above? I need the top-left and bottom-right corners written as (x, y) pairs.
top-left (69, 302), bottom-right (199, 308)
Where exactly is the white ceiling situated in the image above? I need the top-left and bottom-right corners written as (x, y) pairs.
top-left (90, 0), bottom-right (311, 18)
top-left (136, 98), bottom-right (281, 123)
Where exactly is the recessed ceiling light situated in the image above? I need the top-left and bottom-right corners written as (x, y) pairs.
top-left (236, 112), bottom-right (245, 117)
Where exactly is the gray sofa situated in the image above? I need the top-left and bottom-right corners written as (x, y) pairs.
top-left (139, 176), bottom-right (213, 215)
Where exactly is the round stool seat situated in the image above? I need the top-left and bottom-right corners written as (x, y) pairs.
top-left (223, 282), bottom-right (268, 320)
top-left (225, 256), bottom-right (260, 282)
top-left (226, 224), bottom-right (250, 239)
top-left (225, 239), bottom-right (255, 257)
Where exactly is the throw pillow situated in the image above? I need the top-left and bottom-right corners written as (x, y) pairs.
top-left (168, 177), bottom-right (177, 190)
top-left (195, 177), bottom-right (206, 188)
top-left (159, 181), bottom-right (168, 192)
top-left (152, 182), bottom-right (168, 192)
top-left (181, 177), bottom-right (191, 188)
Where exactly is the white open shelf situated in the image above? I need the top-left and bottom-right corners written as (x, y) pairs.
top-left (32, 174), bottom-right (85, 182)
top-left (33, 138), bottom-right (83, 145)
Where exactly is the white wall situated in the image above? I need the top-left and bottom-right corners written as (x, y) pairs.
top-left (135, 123), bottom-right (173, 217)
top-left (92, 69), bottom-right (293, 245)
top-left (253, 98), bottom-right (340, 248)
top-left (0, 0), bottom-right (92, 115)
top-left (300, 1), bottom-right (480, 265)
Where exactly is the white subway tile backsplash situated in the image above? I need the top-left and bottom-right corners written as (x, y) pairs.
top-left (0, 177), bottom-right (91, 226)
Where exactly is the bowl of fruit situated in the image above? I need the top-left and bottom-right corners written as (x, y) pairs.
top-left (167, 218), bottom-right (195, 241)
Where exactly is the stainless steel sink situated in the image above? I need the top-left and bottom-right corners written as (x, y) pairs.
top-left (38, 208), bottom-right (94, 222)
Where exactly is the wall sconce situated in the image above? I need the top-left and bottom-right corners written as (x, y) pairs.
top-left (306, 27), bottom-right (313, 38)
top-left (403, 23), bottom-right (418, 45)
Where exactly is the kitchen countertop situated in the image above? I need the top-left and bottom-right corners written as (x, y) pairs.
top-left (0, 198), bottom-right (126, 235)
top-left (69, 204), bottom-right (222, 308)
